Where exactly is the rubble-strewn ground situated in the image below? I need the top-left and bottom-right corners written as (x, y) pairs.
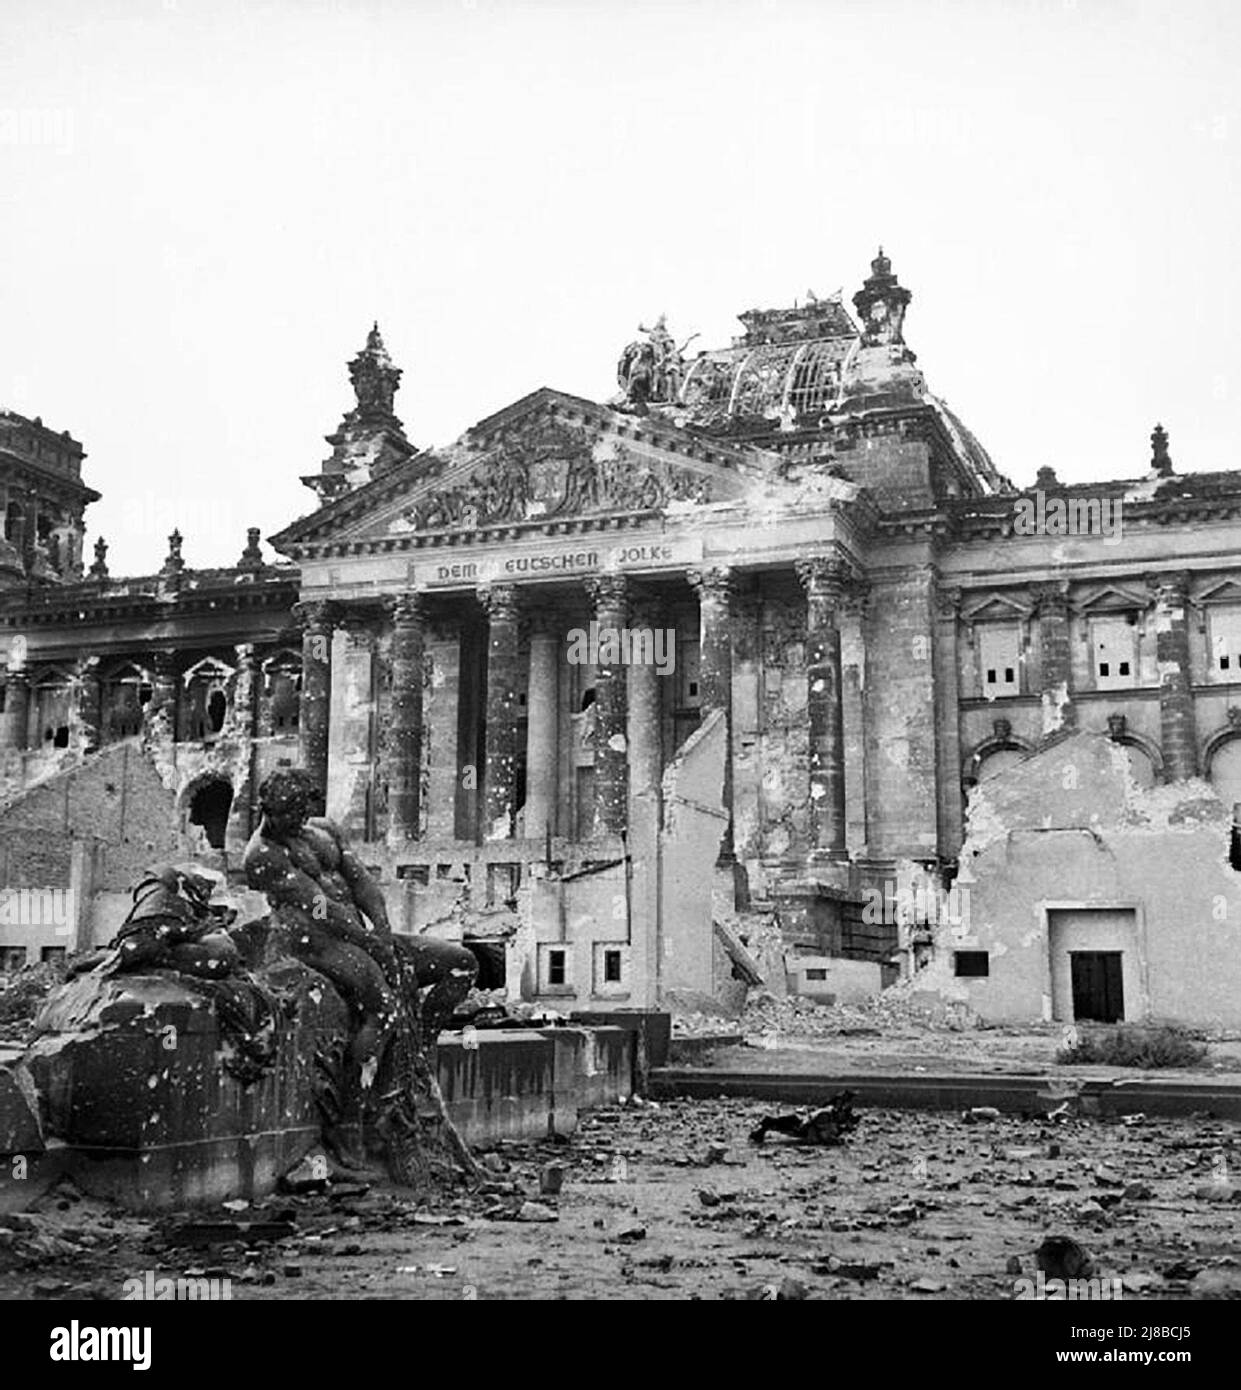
top-left (3, 1098), bottom-right (1239, 1300)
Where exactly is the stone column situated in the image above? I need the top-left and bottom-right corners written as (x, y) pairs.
top-left (73, 655), bottom-right (101, 754)
top-left (587, 574), bottom-right (629, 837)
top-left (294, 600), bottom-right (334, 796)
top-left (226, 643), bottom-right (259, 846)
top-left (796, 558), bottom-right (849, 860)
top-left (1034, 581), bottom-right (1075, 738)
top-left (1149, 572), bottom-right (1198, 780)
top-left (480, 583), bottom-right (521, 841)
top-left (386, 592), bottom-right (426, 844)
top-left (524, 614), bottom-right (560, 842)
top-left (627, 596), bottom-right (663, 807)
top-left (934, 586), bottom-right (965, 856)
top-left (688, 566), bottom-right (734, 860)
top-left (144, 648), bottom-right (178, 743)
top-left (1, 667), bottom-right (30, 752)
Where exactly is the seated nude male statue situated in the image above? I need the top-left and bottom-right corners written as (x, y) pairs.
top-left (243, 769), bottom-right (477, 1072)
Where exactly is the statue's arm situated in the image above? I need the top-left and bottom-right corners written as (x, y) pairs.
top-left (333, 839), bottom-right (394, 937)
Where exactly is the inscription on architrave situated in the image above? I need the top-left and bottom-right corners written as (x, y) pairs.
top-left (412, 535), bottom-right (704, 589)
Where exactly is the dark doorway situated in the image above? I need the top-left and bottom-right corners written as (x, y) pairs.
top-left (1070, 951), bottom-right (1124, 1023)
top-left (189, 779), bottom-right (234, 850)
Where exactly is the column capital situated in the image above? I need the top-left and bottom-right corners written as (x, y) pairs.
top-left (478, 582), bottom-right (520, 623)
top-left (4, 665), bottom-right (30, 688)
top-left (292, 599), bottom-right (335, 632)
top-left (585, 573), bottom-right (629, 610)
top-left (795, 556), bottom-right (856, 600)
top-left (1031, 580), bottom-right (1071, 615)
top-left (384, 590), bottom-right (425, 625)
top-left (935, 585), bottom-right (963, 621)
top-left (148, 646), bottom-right (178, 676)
top-left (1145, 570), bottom-right (1192, 603)
top-left (234, 641), bottom-right (257, 669)
top-left (686, 566), bottom-right (734, 603)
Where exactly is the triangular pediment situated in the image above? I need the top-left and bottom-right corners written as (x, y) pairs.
top-left (272, 389), bottom-right (764, 556)
top-left (1195, 577), bottom-right (1241, 607)
top-left (1075, 582), bottom-right (1149, 614)
top-left (961, 592), bottom-right (1031, 624)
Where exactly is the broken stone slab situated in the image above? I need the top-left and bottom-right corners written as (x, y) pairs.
top-left (280, 1154), bottom-right (332, 1195)
top-left (1193, 1182), bottom-right (1240, 1202)
top-left (165, 1219), bottom-right (298, 1246)
top-left (0, 1060), bottom-right (43, 1156)
top-left (514, 1200), bottom-right (558, 1223)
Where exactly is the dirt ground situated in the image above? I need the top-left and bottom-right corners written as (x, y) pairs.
top-left (3, 1096), bottom-right (1239, 1301)
top-left (694, 1035), bottom-right (1241, 1081)
top-left (679, 995), bottom-right (1241, 1079)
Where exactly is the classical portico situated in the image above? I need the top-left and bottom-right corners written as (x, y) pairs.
top-left (271, 377), bottom-right (886, 1008)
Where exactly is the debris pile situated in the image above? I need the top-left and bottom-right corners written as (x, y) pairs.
top-left (0, 960), bottom-right (67, 1044)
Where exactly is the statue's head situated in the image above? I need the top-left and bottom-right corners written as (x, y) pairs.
top-left (284, 767), bottom-right (327, 817)
top-left (257, 769), bottom-right (312, 838)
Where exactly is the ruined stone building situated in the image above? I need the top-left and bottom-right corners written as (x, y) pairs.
top-left (4, 252), bottom-right (1241, 1027)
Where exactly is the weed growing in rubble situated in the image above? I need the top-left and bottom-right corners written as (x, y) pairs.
top-left (1056, 1024), bottom-right (1207, 1069)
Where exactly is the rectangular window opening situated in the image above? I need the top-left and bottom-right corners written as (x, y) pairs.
top-left (547, 949), bottom-right (566, 986)
top-left (954, 951), bottom-right (990, 978)
top-left (603, 949), bottom-right (623, 983)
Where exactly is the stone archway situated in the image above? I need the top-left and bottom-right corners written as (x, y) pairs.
top-left (1206, 733), bottom-right (1241, 815)
top-left (183, 774), bottom-right (234, 851)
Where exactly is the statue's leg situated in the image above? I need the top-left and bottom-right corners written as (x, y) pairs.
top-left (395, 937), bottom-right (478, 1046)
top-left (309, 937), bottom-right (399, 1069)
top-left (167, 932), bottom-right (242, 979)
top-left (296, 936), bottom-right (400, 1171)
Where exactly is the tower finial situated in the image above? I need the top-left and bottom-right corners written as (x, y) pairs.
top-left (349, 323), bottom-right (401, 419)
top-left (854, 246), bottom-right (909, 346)
top-left (88, 536), bottom-right (109, 581)
top-left (1150, 422), bottom-right (1173, 476)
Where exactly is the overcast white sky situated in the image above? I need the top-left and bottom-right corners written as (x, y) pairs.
top-left (2, 0), bottom-right (1238, 575)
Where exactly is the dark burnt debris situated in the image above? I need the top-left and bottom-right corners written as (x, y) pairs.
top-left (749, 1090), bottom-right (860, 1147)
